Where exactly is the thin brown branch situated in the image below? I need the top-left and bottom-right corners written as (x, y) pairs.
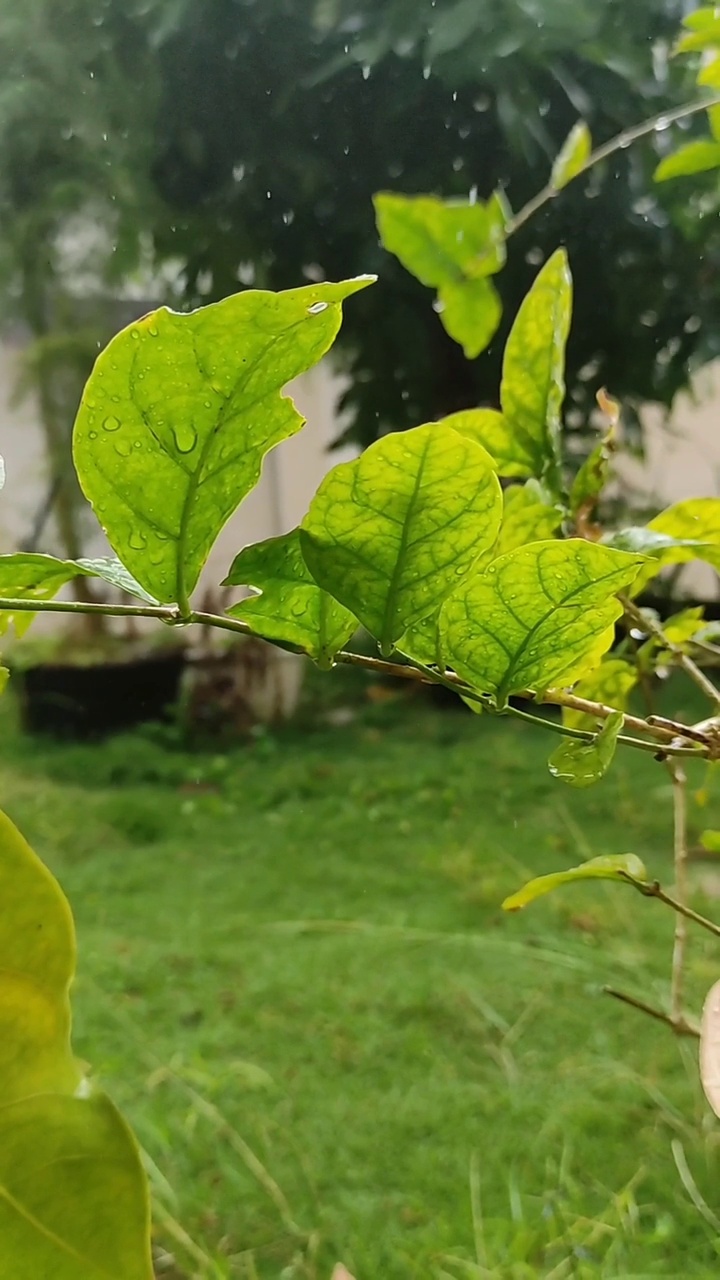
top-left (621, 595), bottom-right (720, 708)
top-left (506, 93), bottom-right (720, 238)
top-left (669, 764), bottom-right (689, 1024)
top-left (632, 878), bottom-right (720, 940)
top-left (603, 986), bottom-right (699, 1038)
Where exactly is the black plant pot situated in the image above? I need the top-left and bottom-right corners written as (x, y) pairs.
top-left (16, 652), bottom-right (187, 739)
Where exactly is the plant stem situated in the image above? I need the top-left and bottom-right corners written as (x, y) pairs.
top-left (669, 763), bottom-right (689, 1024)
top-left (603, 986), bottom-right (699, 1038)
top-left (632, 878), bottom-right (720, 941)
top-left (506, 93), bottom-right (720, 238)
top-left (621, 595), bottom-right (720, 708)
top-left (504, 701), bottom-right (704, 758)
top-left (0, 596), bottom-right (714, 758)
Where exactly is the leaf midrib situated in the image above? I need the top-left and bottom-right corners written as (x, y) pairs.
top-left (380, 430), bottom-right (433, 655)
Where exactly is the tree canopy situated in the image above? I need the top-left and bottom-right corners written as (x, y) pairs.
top-left (1, 0), bottom-right (719, 453)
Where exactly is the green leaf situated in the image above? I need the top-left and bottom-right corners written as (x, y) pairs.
top-left (654, 139), bottom-right (720, 182)
top-left (374, 192), bottom-right (505, 286)
top-left (495, 482), bottom-right (564, 555)
top-left (0, 553), bottom-right (157, 637)
top-left (446, 251), bottom-right (572, 482)
top-left (550, 121), bottom-right (592, 190)
top-left (570, 439), bottom-right (614, 515)
top-left (437, 276), bottom-right (502, 359)
top-left (374, 192), bottom-right (505, 358)
top-left (700, 830), bottom-right (720, 853)
top-left (439, 539), bottom-right (644, 704)
top-left (710, 104), bottom-right (720, 143)
top-left (73, 277), bottom-right (374, 609)
top-left (502, 853), bottom-right (649, 912)
top-left (0, 807), bottom-right (152, 1278)
top-left (301, 423), bottom-right (502, 655)
top-left (675, 20), bottom-right (720, 53)
top-left (223, 529), bottom-right (357, 666)
top-left (698, 54), bottom-right (720, 88)
top-left (662, 606), bottom-right (706, 647)
top-left (548, 710), bottom-right (624, 788)
top-left (562, 658), bottom-right (637, 731)
top-left (622, 497), bottom-right (720, 594)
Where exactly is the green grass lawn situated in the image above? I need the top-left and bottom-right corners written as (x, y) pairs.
top-left (2, 673), bottom-right (720, 1279)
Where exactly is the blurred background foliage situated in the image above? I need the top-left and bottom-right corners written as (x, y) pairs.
top-left (1, 0), bottom-right (719, 460)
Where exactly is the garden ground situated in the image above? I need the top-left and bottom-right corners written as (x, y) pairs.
top-left (2, 671), bottom-right (720, 1278)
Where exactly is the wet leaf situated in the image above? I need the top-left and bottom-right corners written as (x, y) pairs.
top-left (224, 529), bottom-right (357, 666)
top-left (0, 807), bottom-right (152, 1278)
top-left (438, 276), bottom-right (502, 359)
top-left (562, 658), bottom-right (637, 731)
top-left (301, 423), bottom-right (502, 655)
top-left (548, 710), bottom-right (624, 787)
top-left (447, 250), bottom-right (572, 481)
top-left (0, 553), bottom-right (156, 637)
top-left (502, 853), bottom-right (649, 912)
top-left (621, 498), bottom-right (720, 594)
top-left (374, 192), bottom-right (505, 357)
top-left (440, 539), bottom-right (644, 704)
top-left (655, 139), bottom-right (720, 182)
top-left (550, 121), bottom-right (592, 190)
top-left (73, 277), bottom-right (374, 608)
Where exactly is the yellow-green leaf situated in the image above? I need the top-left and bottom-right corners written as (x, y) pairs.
top-left (502, 853), bottom-right (649, 912)
top-left (439, 539), bottom-right (644, 704)
top-left (223, 529), bottom-right (357, 666)
top-left (0, 1093), bottom-right (152, 1280)
top-left (73, 277), bottom-right (374, 609)
top-left (699, 54), bottom-right (720, 88)
top-left (654, 139), bottom-right (720, 182)
top-left (448, 251), bottom-right (572, 482)
top-left (624, 497), bottom-right (720, 593)
top-left (548, 710), bottom-right (624, 788)
top-left (562, 658), bottom-right (637, 731)
top-left (438, 276), bottom-right (503, 359)
top-left (0, 552), bottom-right (157, 637)
top-left (700, 830), bottom-right (720, 853)
top-left (0, 808), bottom-right (152, 1277)
top-left (301, 423), bottom-right (502, 655)
top-left (550, 121), bottom-right (592, 190)
top-left (373, 192), bottom-right (506, 357)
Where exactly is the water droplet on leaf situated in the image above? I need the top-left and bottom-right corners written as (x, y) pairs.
top-left (103, 415), bottom-right (120, 431)
top-left (307, 301), bottom-right (328, 315)
top-left (172, 424), bottom-right (198, 454)
top-left (129, 531), bottom-right (147, 551)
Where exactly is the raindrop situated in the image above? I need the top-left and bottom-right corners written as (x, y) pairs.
top-left (129, 531), bottom-right (147, 551)
top-left (233, 163), bottom-right (246, 182)
top-left (103, 415), bottom-right (120, 432)
top-left (422, 65), bottom-right (431, 80)
top-left (469, 185), bottom-right (478, 205)
top-left (684, 315), bottom-right (702, 334)
top-left (203, 400), bottom-right (212, 409)
top-left (361, 65), bottom-right (371, 80)
top-left (282, 210), bottom-right (295, 225)
top-left (88, 431), bottom-right (98, 440)
top-left (307, 301), bottom-right (328, 315)
top-left (432, 300), bottom-right (446, 314)
top-left (115, 440), bottom-right (133, 458)
top-left (654, 116), bottom-right (671, 132)
top-left (640, 310), bottom-right (658, 327)
top-left (172, 424), bottom-right (198, 454)
top-left (148, 325), bottom-right (159, 337)
top-left (133, 440), bottom-right (142, 449)
top-left (130, 328), bottom-right (140, 340)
